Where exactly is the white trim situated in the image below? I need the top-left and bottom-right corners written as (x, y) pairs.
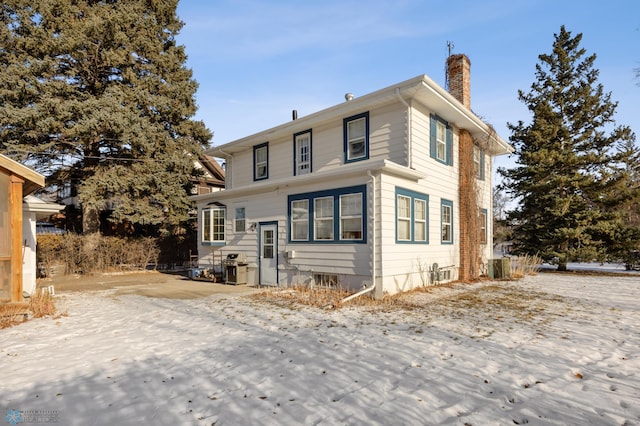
top-left (191, 159), bottom-right (425, 202)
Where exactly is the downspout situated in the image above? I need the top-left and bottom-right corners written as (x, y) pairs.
top-left (395, 88), bottom-right (412, 169)
top-left (218, 149), bottom-right (233, 189)
top-left (341, 170), bottom-right (377, 304)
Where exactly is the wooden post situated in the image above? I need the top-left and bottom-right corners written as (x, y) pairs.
top-left (10, 175), bottom-right (24, 303)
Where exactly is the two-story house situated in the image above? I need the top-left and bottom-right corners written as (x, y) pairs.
top-left (193, 54), bottom-right (512, 297)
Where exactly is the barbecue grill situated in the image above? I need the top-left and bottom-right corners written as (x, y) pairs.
top-left (223, 253), bottom-right (248, 285)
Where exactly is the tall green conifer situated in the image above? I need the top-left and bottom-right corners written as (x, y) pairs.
top-left (0, 0), bottom-right (211, 234)
top-left (499, 26), bottom-right (638, 270)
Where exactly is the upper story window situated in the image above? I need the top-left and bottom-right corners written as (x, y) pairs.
top-left (430, 114), bottom-right (452, 166)
top-left (253, 142), bottom-right (269, 181)
top-left (294, 130), bottom-right (312, 175)
top-left (288, 185), bottom-right (367, 244)
top-left (473, 145), bottom-right (485, 180)
top-left (202, 206), bottom-right (226, 245)
top-left (441, 199), bottom-right (453, 244)
top-left (343, 112), bottom-right (369, 163)
top-left (396, 187), bottom-right (429, 244)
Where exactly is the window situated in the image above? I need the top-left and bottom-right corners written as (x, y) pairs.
top-left (235, 207), bottom-right (246, 232)
top-left (340, 193), bottom-right (363, 240)
top-left (291, 199), bottom-right (309, 241)
top-left (294, 130), bottom-right (312, 175)
top-left (344, 112), bottom-right (369, 163)
top-left (253, 142), bottom-right (268, 181)
top-left (288, 185), bottom-right (367, 243)
top-left (414, 199), bottom-right (427, 242)
top-left (396, 187), bottom-right (429, 243)
top-left (314, 197), bottom-right (334, 240)
top-left (397, 195), bottom-right (411, 241)
top-left (430, 114), bottom-right (452, 165)
top-left (441, 199), bottom-right (453, 244)
top-left (314, 273), bottom-right (339, 288)
top-left (202, 206), bottom-right (226, 245)
top-left (474, 145), bottom-right (485, 180)
top-left (479, 208), bottom-right (487, 244)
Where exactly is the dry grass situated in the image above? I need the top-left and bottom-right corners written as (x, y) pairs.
top-left (510, 254), bottom-right (543, 278)
top-left (414, 283), bottom-right (567, 324)
top-left (0, 303), bottom-right (27, 329)
top-left (29, 291), bottom-right (57, 318)
top-left (251, 285), bottom-right (363, 309)
top-left (249, 280), bottom-right (573, 338)
top-left (0, 289), bottom-right (64, 329)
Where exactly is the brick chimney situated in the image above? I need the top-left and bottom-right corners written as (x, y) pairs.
top-left (446, 54), bottom-right (471, 109)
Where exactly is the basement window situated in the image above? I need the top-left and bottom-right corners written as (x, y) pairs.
top-left (314, 273), bottom-right (339, 288)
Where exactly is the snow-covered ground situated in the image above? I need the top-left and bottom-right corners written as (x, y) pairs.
top-left (1, 272), bottom-right (639, 425)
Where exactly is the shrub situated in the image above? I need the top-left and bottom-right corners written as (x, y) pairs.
top-left (510, 254), bottom-right (543, 279)
top-left (36, 234), bottom-right (64, 277)
top-left (40, 233), bottom-right (160, 275)
top-left (29, 291), bottom-right (57, 318)
top-left (0, 304), bottom-right (26, 329)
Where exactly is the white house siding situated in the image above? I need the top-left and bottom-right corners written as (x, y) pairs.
top-left (377, 172), bottom-right (461, 296)
top-left (222, 103), bottom-right (408, 191)
top-left (306, 121), bottom-right (347, 174)
top-left (21, 210), bottom-right (37, 295)
top-left (278, 174), bottom-right (373, 290)
top-left (368, 102), bottom-right (407, 166)
top-left (197, 174), bottom-right (373, 288)
top-left (197, 190), bottom-right (286, 283)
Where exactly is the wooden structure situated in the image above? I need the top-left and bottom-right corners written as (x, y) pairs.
top-left (0, 154), bottom-right (44, 307)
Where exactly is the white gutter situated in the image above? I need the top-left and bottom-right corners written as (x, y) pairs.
top-left (395, 88), bottom-right (412, 169)
top-left (419, 78), bottom-right (513, 155)
top-left (342, 170), bottom-right (377, 304)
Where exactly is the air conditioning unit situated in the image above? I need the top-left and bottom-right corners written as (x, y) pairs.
top-left (489, 258), bottom-right (511, 279)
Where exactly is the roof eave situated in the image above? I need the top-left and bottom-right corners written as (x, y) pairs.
top-left (412, 77), bottom-right (513, 156)
top-left (0, 154), bottom-right (45, 195)
top-left (191, 159), bottom-right (425, 202)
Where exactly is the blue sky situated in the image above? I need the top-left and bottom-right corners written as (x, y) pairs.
top-left (175, 0), bottom-right (639, 175)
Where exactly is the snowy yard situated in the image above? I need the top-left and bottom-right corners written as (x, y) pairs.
top-left (1, 272), bottom-right (639, 425)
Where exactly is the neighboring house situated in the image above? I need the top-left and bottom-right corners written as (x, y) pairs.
top-left (191, 154), bottom-right (226, 195)
top-left (23, 195), bottom-right (64, 295)
top-left (192, 54), bottom-right (513, 297)
top-left (57, 154), bottom-right (225, 207)
top-left (0, 154), bottom-right (44, 307)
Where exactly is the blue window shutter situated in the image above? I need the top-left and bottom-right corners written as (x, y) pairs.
top-left (445, 125), bottom-right (453, 166)
top-left (480, 150), bottom-right (485, 180)
top-left (429, 114), bottom-right (437, 159)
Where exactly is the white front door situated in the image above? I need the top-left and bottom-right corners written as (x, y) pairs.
top-left (259, 223), bottom-right (278, 286)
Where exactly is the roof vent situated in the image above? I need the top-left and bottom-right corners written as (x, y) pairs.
top-left (344, 93), bottom-right (354, 101)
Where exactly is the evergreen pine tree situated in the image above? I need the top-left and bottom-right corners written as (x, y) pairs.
top-left (499, 26), bottom-right (638, 270)
top-left (0, 0), bottom-right (211, 234)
